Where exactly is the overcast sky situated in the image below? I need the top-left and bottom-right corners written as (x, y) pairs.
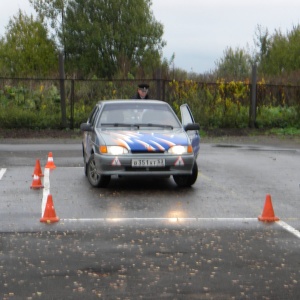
top-left (1, 0), bottom-right (300, 73)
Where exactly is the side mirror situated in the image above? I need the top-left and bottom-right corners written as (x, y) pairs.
top-left (80, 123), bottom-right (93, 132)
top-left (184, 123), bottom-right (200, 131)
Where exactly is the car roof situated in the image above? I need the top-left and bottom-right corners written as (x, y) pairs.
top-left (96, 99), bottom-right (167, 106)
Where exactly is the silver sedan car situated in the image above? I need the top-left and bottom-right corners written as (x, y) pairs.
top-left (80, 100), bottom-right (200, 188)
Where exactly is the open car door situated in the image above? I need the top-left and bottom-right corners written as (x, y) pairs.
top-left (180, 104), bottom-right (200, 157)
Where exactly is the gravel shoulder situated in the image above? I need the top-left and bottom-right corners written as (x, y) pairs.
top-left (202, 135), bottom-right (300, 149)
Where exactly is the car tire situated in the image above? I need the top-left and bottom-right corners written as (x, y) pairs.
top-left (83, 145), bottom-right (88, 176)
top-left (173, 161), bottom-right (198, 187)
top-left (87, 153), bottom-right (111, 188)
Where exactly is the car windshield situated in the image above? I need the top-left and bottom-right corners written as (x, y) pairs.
top-left (97, 102), bottom-right (181, 129)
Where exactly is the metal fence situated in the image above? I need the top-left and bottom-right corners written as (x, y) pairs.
top-left (1, 77), bottom-right (299, 129)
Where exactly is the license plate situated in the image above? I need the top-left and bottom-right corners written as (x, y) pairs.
top-left (131, 158), bottom-right (165, 167)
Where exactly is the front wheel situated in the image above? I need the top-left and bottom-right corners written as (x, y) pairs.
top-left (83, 145), bottom-right (88, 176)
top-left (87, 153), bottom-right (111, 188)
top-left (173, 161), bottom-right (198, 187)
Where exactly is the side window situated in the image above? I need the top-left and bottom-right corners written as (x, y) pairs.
top-left (88, 106), bottom-right (100, 126)
top-left (180, 104), bottom-right (195, 126)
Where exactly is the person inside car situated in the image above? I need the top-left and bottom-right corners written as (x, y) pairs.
top-left (132, 83), bottom-right (150, 99)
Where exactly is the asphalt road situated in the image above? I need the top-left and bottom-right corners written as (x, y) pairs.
top-left (0, 139), bottom-right (299, 299)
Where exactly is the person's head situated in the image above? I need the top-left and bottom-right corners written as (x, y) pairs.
top-left (137, 83), bottom-right (149, 99)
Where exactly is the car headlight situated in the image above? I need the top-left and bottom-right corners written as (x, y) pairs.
top-left (168, 145), bottom-right (193, 155)
top-left (100, 146), bottom-right (129, 155)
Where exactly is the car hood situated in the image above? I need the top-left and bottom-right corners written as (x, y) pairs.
top-left (97, 129), bottom-right (189, 152)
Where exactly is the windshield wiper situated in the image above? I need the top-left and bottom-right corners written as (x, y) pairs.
top-left (140, 123), bottom-right (174, 129)
top-left (100, 123), bottom-right (174, 129)
top-left (100, 123), bottom-right (140, 128)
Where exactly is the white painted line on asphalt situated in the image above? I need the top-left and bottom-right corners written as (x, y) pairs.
top-left (41, 168), bottom-right (50, 217)
top-left (277, 220), bottom-right (300, 239)
top-left (62, 217), bottom-right (257, 222)
top-left (0, 168), bottom-right (6, 180)
top-left (60, 218), bottom-right (300, 238)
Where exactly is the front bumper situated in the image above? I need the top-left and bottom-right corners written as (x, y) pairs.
top-left (94, 152), bottom-right (195, 176)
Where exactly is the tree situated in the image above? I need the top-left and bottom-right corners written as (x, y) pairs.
top-left (254, 24), bottom-right (300, 78)
top-left (262, 29), bottom-right (287, 76)
top-left (286, 25), bottom-right (300, 71)
top-left (253, 25), bottom-right (270, 66)
top-left (61, 0), bottom-right (165, 78)
top-left (29, 0), bottom-right (68, 50)
top-left (0, 10), bottom-right (57, 77)
top-left (214, 47), bottom-right (252, 80)
top-left (0, 38), bottom-right (7, 75)
top-left (30, 0), bottom-right (166, 79)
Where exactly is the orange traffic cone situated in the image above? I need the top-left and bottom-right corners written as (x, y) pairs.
top-left (40, 194), bottom-right (59, 223)
top-left (32, 159), bottom-right (44, 177)
top-left (45, 152), bottom-right (56, 169)
top-left (30, 171), bottom-right (44, 189)
top-left (258, 194), bottom-right (279, 222)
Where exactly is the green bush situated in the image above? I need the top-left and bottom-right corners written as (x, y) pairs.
top-left (1, 79), bottom-right (300, 131)
top-left (168, 80), bottom-right (250, 129)
top-left (256, 106), bottom-right (300, 128)
top-left (0, 106), bottom-right (61, 129)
